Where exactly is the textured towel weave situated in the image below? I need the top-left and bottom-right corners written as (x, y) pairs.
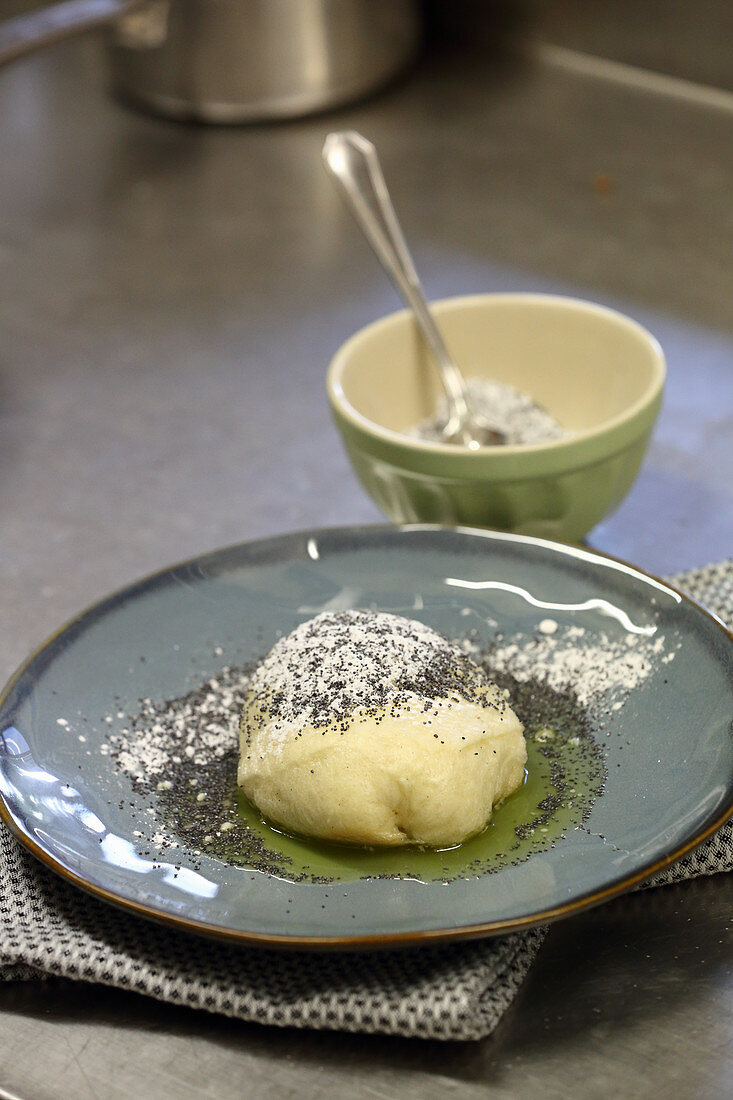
top-left (0, 561), bottom-right (730, 1041)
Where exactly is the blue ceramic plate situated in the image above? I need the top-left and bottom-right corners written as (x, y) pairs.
top-left (1, 526), bottom-right (731, 948)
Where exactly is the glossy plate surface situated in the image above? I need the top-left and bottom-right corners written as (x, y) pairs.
top-left (1, 526), bottom-right (731, 948)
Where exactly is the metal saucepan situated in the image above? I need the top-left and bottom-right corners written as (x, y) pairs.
top-left (0, 0), bottom-right (421, 122)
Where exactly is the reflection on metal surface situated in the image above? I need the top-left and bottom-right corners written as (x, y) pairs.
top-left (113, 0), bottom-right (169, 49)
top-left (444, 577), bottom-right (658, 635)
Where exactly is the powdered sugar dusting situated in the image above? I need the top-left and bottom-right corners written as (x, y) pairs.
top-left (411, 378), bottom-right (569, 446)
top-left (110, 665), bottom-right (249, 782)
top-left (465, 620), bottom-right (678, 708)
top-left (241, 609), bottom-right (505, 751)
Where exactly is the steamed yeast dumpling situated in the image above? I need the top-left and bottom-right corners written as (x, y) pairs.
top-left (238, 610), bottom-right (526, 848)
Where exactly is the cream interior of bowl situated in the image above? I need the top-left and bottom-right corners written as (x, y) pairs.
top-left (335, 295), bottom-right (664, 440)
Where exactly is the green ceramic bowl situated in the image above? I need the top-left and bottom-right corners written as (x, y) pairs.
top-left (327, 294), bottom-right (666, 541)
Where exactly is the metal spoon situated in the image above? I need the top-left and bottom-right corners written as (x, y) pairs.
top-left (322, 130), bottom-right (505, 448)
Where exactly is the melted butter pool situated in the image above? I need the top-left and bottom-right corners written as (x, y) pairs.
top-left (222, 730), bottom-right (604, 883)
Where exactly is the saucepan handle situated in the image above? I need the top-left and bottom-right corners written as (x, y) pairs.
top-left (0, 0), bottom-right (144, 67)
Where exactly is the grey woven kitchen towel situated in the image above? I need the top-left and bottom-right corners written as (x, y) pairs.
top-left (1, 561), bottom-right (731, 1042)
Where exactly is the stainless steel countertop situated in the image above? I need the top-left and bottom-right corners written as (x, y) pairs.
top-left (0, 22), bottom-right (731, 1100)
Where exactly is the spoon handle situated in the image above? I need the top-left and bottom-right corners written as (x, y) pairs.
top-left (322, 131), bottom-right (469, 418)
